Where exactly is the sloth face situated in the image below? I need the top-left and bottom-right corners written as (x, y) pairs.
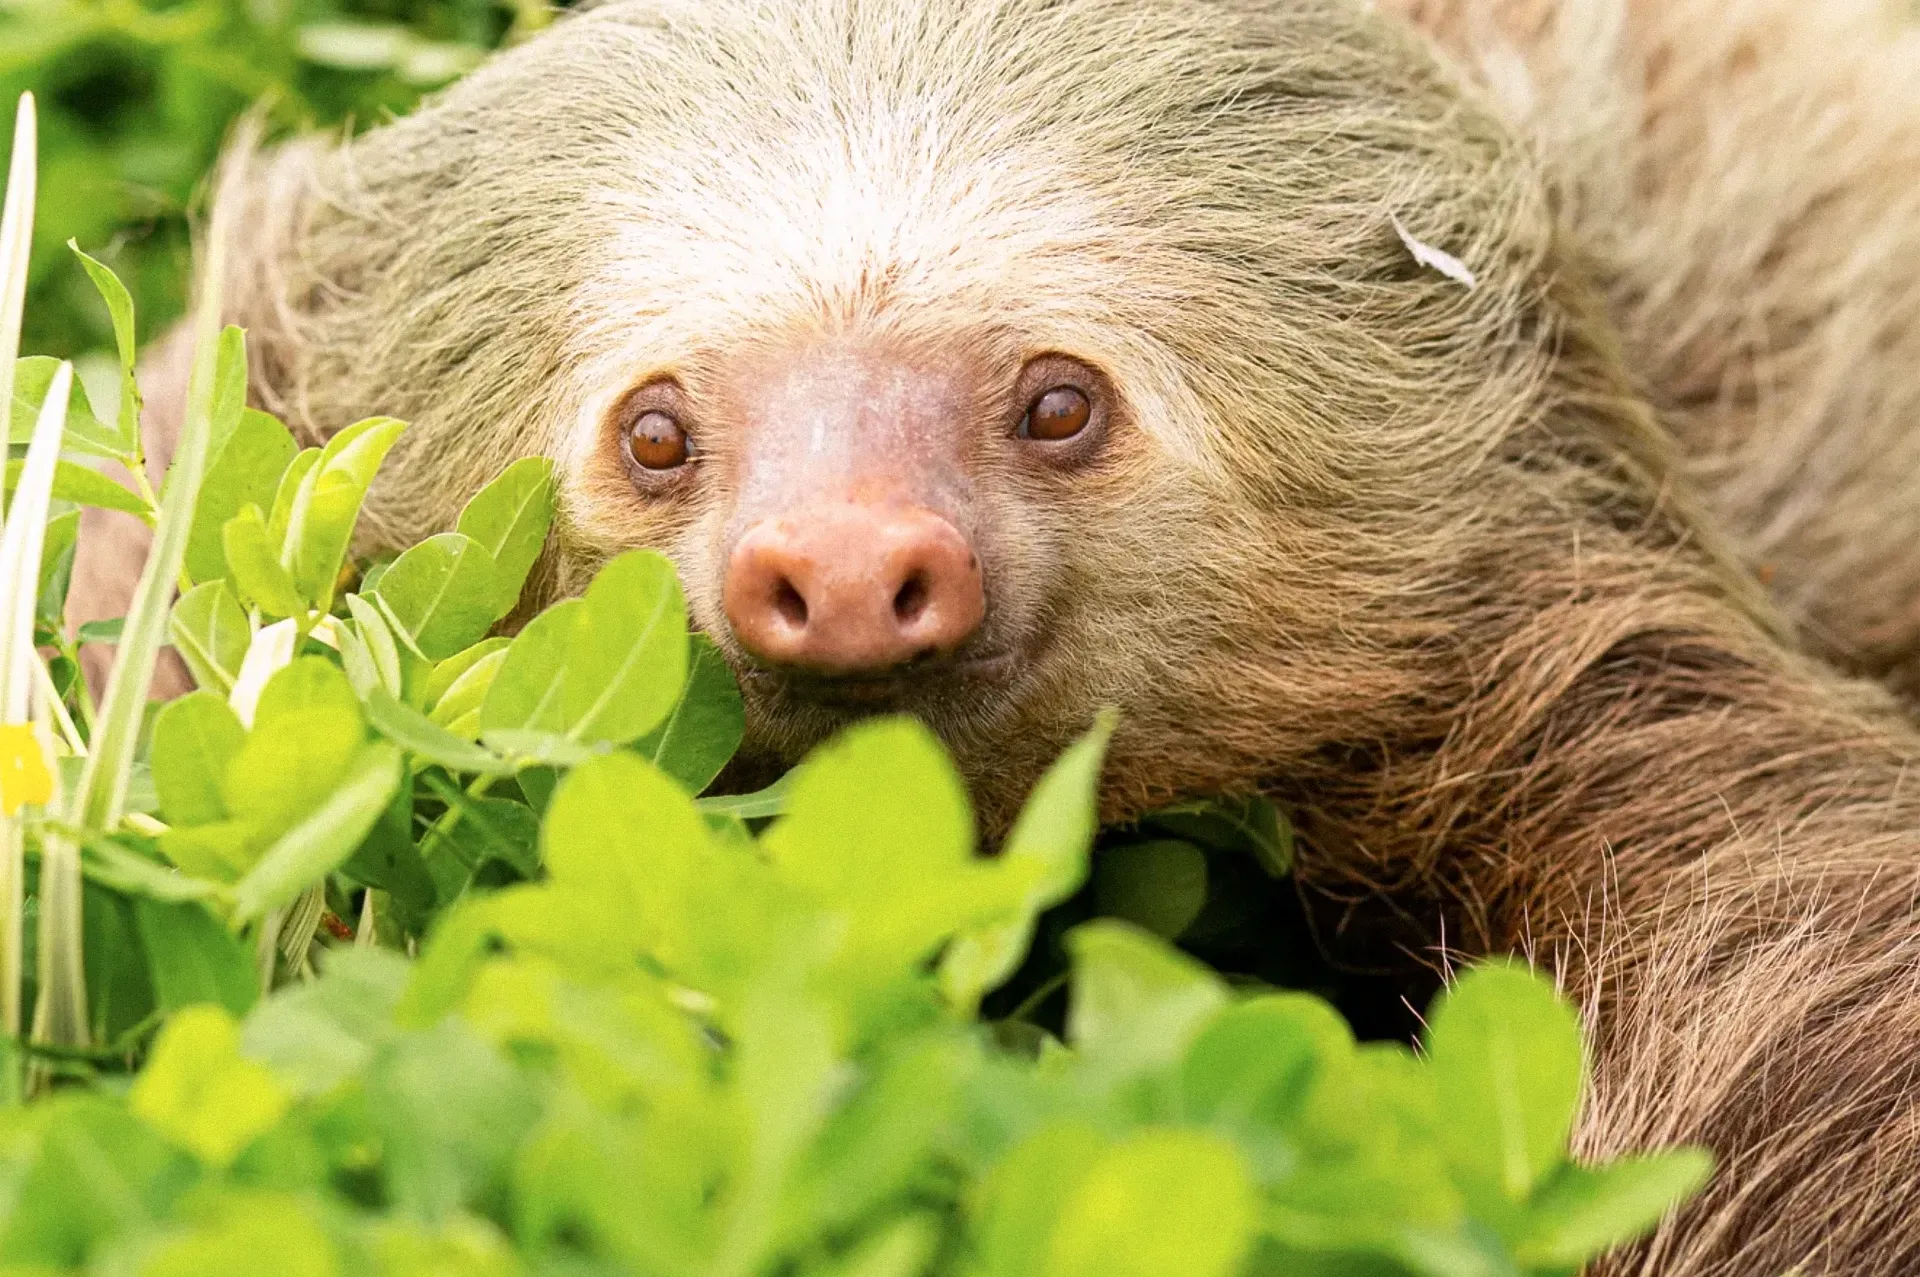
top-left (486, 0), bottom-right (1550, 825)
top-left (575, 321), bottom-right (1170, 817)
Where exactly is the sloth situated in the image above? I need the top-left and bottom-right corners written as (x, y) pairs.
top-left (66, 0), bottom-right (1920, 1271)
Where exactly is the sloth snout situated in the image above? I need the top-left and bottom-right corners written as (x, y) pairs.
top-left (723, 502), bottom-right (985, 675)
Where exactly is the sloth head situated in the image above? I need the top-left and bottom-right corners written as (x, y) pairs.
top-left (230, 0), bottom-right (1635, 825)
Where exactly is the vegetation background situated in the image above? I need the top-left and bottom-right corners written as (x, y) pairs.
top-left (2, 0), bottom-right (537, 363)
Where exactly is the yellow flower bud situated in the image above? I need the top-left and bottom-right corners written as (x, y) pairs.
top-left (0, 724), bottom-right (53, 817)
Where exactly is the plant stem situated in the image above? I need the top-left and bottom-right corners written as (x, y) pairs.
top-left (52, 635), bottom-right (96, 740)
top-left (31, 659), bottom-right (84, 758)
top-left (254, 910), bottom-right (284, 994)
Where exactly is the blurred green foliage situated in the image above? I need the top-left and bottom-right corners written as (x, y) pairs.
top-left (1, 0), bottom-right (541, 358)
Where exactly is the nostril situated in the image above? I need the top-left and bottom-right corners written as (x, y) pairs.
top-left (772, 578), bottom-right (809, 629)
top-left (893, 572), bottom-right (930, 625)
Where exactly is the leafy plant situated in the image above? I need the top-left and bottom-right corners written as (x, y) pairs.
top-left (0, 92), bottom-right (1709, 1275)
top-left (2, 0), bottom-right (546, 359)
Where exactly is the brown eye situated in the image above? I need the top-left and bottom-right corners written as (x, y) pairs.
top-left (627, 409), bottom-right (692, 470)
top-left (1021, 385), bottom-right (1091, 441)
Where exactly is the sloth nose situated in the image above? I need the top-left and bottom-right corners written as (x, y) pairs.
top-left (723, 502), bottom-right (985, 674)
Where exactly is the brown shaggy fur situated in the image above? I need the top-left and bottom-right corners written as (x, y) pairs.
top-left (1390, 0), bottom-right (1920, 699)
top-left (65, 0), bottom-right (1920, 1272)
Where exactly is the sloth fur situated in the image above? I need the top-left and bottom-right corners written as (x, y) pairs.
top-left (67, 0), bottom-right (1920, 1272)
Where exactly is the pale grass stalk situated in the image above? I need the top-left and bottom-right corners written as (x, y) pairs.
top-left (30, 659), bottom-right (83, 758)
top-left (27, 683), bottom-right (80, 1053)
top-left (0, 94), bottom-right (43, 1039)
top-left (0, 94), bottom-right (31, 442)
top-left (70, 228), bottom-right (231, 835)
top-left (4, 365), bottom-right (84, 1049)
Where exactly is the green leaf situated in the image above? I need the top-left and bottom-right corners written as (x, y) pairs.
top-left (36, 508), bottom-right (80, 628)
top-left (790, 1037), bottom-right (973, 1239)
top-left (4, 457), bottom-right (148, 518)
top-left (1180, 994), bottom-right (1343, 1126)
top-left (241, 947), bottom-right (408, 1097)
top-left (219, 656), bottom-right (364, 825)
top-left (1045, 1130), bottom-right (1256, 1277)
top-left (75, 617), bottom-right (122, 645)
top-left (70, 242), bottom-right (142, 452)
top-left (74, 830), bottom-right (225, 904)
top-left (478, 728), bottom-right (599, 767)
top-left (632, 631), bottom-right (744, 793)
top-left (540, 750), bottom-right (716, 962)
top-left (941, 711), bottom-right (1114, 1011)
top-left (0, 1095), bottom-right (187, 1264)
top-left (456, 455), bottom-right (553, 616)
top-left (157, 822), bottom-right (255, 884)
top-left (1143, 793), bottom-right (1293, 877)
top-left (168, 579), bottom-right (251, 696)
top-left (129, 1004), bottom-right (291, 1167)
top-left (186, 407), bottom-right (298, 585)
top-left (142, 1192), bottom-right (340, 1277)
top-left (697, 774), bottom-right (792, 820)
top-left (974, 1123), bottom-right (1110, 1277)
top-left (1425, 961), bottom-right (1585, 1208)
top-left (340, 593), bottom-right (404, 699)
top-left (427, 644), bottom-right (509, 738)
top-left (364, 1020), bottom-right (544, 1220)
top-left (255, 653), bottom-right (361, 726)
top-left (233, 741), bottom-right (405, 922)
top-left (340, 791), bottom-right (435, 933)
top-left (422, 794), bottom-right (541, 899)
top-left (280, 416), bottom-right (407, 611)
top-left (266, 448), bottom-right (320, 547)
top-left (422, 637), bottom-right (509, 710)
top-left (559, 550), bottom-right (689, 744)
top-left (133, 898), bottom-right (256, 1018)
top-left (1066, 922), bottom-right (1228, 1087)
top-left (221, 659), bottom-right (366, 839)
top-left (223, 504), bottom-right (306, 618)
top-left (365, 688), bottom-right (514, 775)
top-left (373, 531), bottom-right (501, 660)
top-left (9, 354), bottom-right (121, 458)
top-left (82, 880), bottom-right (155, 1046)
top-left (1512, 1151), bottom-right (1712, 1268)
top-left (762, 717), bottom-right (1020, 983)
top-left (150, 691), bottom-right (246, 827)
top-left (479, 550), bottom-right (689, 749)
top-left (1093, 840), bottom-right (1208, 939)
top-left (804, 1216), bottom-right (941, 1277)
top-left (476, 599), bottom-right (575, 736)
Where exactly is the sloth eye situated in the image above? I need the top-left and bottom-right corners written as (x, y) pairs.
top-left (1019, 385), bottom-right (1092, 441)
top-left (627, 409), bottom-right (693, 470)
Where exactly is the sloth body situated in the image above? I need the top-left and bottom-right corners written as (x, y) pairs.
top-left (67, 0), bottom-right (1920, 1272)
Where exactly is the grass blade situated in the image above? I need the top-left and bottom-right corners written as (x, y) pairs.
top-left (74, 254), bottom-right (241, 834)
top-left (0, 93), bottom-right (37, 1039)
top-left (0, 94), bottom-right (33, 451)
top-left (4, 367), bottom-right (88, 1049)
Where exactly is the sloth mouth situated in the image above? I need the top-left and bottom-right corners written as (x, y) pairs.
top-left (739, 651), bottom-right (1019, 713)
